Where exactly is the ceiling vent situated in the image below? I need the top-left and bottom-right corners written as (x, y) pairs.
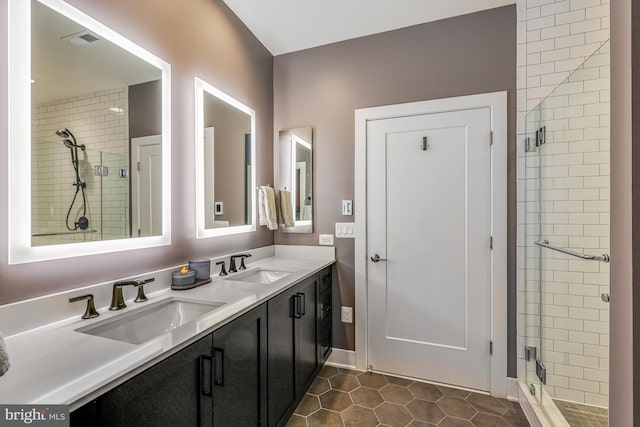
top-left (61, 30), bottom-right (100, 46)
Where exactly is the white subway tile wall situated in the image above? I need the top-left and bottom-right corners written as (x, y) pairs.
top-left (31, 87), bottom-right (130, 246)
top-left (517, 0), bottom-right (609, 410)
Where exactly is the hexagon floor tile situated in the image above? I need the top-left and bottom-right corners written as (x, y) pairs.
top-left (288, 366), bottom-right (531, 426)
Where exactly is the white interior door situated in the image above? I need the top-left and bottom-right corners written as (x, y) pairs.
top-left (132, 135), bottom-right (162, 237)
top-left (367, 107), bottom-right (493, 392)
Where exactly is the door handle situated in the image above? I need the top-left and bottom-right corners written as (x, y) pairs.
top-left (213, 347), bottom-right (224, 386)
top-left (370, 254), bottom-right (387, 262)
top-left (199, 355), bottom-right (213, 396)
top-left (297, 292), bottom-right (306, 316)
top-left (291, 295), bottom-right (302, 318)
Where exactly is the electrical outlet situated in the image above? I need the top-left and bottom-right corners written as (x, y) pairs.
top-left (341, 306), bottom-right (353, 323)
top-left (319, 234), bottom-right (334, 246)
top-left (342, 200), bottom-right (353, 216)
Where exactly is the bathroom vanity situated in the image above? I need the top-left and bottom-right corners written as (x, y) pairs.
top-left (0, 247), bottom-right (334, 427)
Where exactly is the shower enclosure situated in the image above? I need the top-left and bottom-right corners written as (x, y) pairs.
top-left (523, 41), bottom-right (610, 426)
top-left (31, 140), bottom-right (130, 246)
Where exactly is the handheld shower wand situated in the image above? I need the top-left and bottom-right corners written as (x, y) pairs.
top-left (56, 129), bottom-right (89, 230)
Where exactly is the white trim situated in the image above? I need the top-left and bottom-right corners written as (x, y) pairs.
top-left (518, 382), bottom-right (552, 427)
top-left (194, 77), bottom-right (256, 238)
top-left (8, 0), bottom-right (172, 264)
top-left (326, 348), bottom-right (357, 369)
top-left (354, 92), bottom-right (508, 396)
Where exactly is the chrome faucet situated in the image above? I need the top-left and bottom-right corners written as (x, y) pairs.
top-left (109, 278), bottom-right (154, 311)
top-left (229, 254), bottom-right (251, 273)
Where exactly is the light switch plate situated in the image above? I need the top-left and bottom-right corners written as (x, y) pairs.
top-left (342, 200), bottom-right (353, 216)
top-left (319, 234), bottom-right (334, 246)
top-left (335, 222), bottom-right (355, 238)
top-left (341, 306), bottom-right (353, 323)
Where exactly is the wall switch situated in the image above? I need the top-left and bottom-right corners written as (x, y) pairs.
top-left (342, 200), bottom-right (353, 216)
top-left (341, 306), bottom-right (353, 323)
top-left (335, 222), bottom-right (355, 238)
top-left (319, 234), bottom-right (334, 246)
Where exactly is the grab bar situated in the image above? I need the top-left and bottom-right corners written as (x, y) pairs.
top-left (535, 240), bottom-right (610, 263)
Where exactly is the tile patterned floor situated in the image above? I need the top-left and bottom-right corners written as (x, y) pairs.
top-left (554, 400), bottom-right (608, 427)
top-left (287, 367), bottom-right (530, 427)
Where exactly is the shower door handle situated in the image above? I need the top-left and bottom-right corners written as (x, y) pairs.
top-left (370, 254), bottom-right (387, 263)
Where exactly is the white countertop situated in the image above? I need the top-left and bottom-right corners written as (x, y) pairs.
top-left (0, 246), bottom-right (334, 408)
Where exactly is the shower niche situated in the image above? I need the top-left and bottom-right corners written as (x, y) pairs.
top-left (522, 41), bottom-right (610, 426)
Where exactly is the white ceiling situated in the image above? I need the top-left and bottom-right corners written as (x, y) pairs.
top-left (221, 0), bottom-right (516, 56)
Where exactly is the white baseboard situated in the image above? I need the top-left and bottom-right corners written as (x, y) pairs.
top-left (507, 377), bottom-right (520, 401)
top-left (326, 348), bottom-right (356, 369)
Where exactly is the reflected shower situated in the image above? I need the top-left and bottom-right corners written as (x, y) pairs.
top-left (56, 128), bottom-right (89, 230)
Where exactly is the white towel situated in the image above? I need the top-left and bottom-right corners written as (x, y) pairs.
top-left (0, 333), bottom-right (9, 377)
top-left (279, 190), bottom-right (295, 228)
top-left (258, 186), bottom-right (278, 231)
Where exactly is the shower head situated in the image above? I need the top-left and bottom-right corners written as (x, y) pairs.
top-left (56, 129), bottom-right (71, 139)
top-left (63, 139), bottom-right (75, 149)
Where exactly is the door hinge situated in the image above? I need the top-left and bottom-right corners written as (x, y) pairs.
top-left (137, 161), bottom-right (141, 172)
top-left (489, 236), bottom-right (493, 250)
top-left (490, 131), bottom-right (494, 146)
top-left (490, 341), bottom-right (493, 355)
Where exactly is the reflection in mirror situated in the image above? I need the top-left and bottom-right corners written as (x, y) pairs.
top-left (8, 0), bottom-right (172, 263)
top-left (195, 78), bottom-right (256, 238)
top-left (278, 127), bottom-right (313, 233)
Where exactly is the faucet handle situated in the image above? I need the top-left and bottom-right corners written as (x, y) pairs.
top-left (69, 294), bottom-right (100, 319)
top-left (239, 254), bottom-right (252, 270)
top-left (134, 277), bottom-right (154, 303)
top-left (216, 261), bottom-right (228, 276)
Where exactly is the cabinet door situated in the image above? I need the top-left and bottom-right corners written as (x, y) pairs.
top-left (93, 335), bottom-right (213, 427)
top-left (267, 286), bottom-right (298, 427)
top-left (296, 275), bottom-right (318, 396)
top-left (212, 304), bottom-right (267, 426)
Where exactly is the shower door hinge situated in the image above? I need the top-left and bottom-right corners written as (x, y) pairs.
top-left (490, 131), bottom-right (494, 146)
top-left (489, 236), bottom-right (493, 250)
top-left (137, 162), bottom-right (141, 172)
top-left (536, 359), bottom-right (547, 385)
top-left (490, 341), bottom-right (493, 355)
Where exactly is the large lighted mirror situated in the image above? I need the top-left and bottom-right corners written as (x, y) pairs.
top-left (8, 0), bottom-right (172, 263)
top-left (278, 127), bottom-right (313, 233)
top-left (195, 78), bottom-right (256, 238)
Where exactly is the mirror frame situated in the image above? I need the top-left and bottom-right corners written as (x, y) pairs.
top-left (278, 127), bottom-right (313, 233)
top-left (8, 0), bottom-right (172, 264)
top-left (194, 78), bottom-right (256, 238)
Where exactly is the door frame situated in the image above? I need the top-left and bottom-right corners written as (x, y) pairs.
top-left (354, 92), bottom-right (508, 396)
top-left (131, 135), bottom-right (162, 237)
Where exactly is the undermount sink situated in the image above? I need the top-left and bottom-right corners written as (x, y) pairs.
top-left (226, 268), bottom-right (291, 284)
top-left (76, 298), bottom-right (225, 345)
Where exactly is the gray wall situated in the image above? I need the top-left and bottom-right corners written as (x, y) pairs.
top-left (0, 0), bottom-right (274, 304)
top-left (129, 80), bottom-right (162, 139)
top-left (273, 6), bottom-right (517, 376)
top-left (610, 0), bottom-right (636, 424)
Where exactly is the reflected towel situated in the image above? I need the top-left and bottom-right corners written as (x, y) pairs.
top-left (0, 333), bottom-right (9, 377)
top-left (280, 190), bottom-right (295, 228)
top-left (258, 186), bottom-right (278, 231)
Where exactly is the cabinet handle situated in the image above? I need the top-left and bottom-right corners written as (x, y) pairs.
top-left (199, 355), bottom-right (213, 397)
top-left (213, 347), bottom-right (225, 386)
top-left (297, 292), bottom-right (306, 316)
top-left (291, 295), bottom-right (301, 318)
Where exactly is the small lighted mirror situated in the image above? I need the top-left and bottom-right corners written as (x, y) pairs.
top-left (8, 0), bottom-right (172, 263)
top-left (278, 127), bottom-right (313, 233)
top-left (195, 78), bottom-right (256, 238)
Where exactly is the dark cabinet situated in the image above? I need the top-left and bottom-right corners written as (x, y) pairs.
top-left (212, 303), bottom-right (267, 426)
top-left (71, 264), bottom-right (335, 427)
top-left (76, 334), bottom-right (214, 427)
top-left (267, 275), bottom-right (318, 427)
top-left (318, 266), bottom-right (333, 365)
top-left (71, 304), bottom-right (268, 427)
